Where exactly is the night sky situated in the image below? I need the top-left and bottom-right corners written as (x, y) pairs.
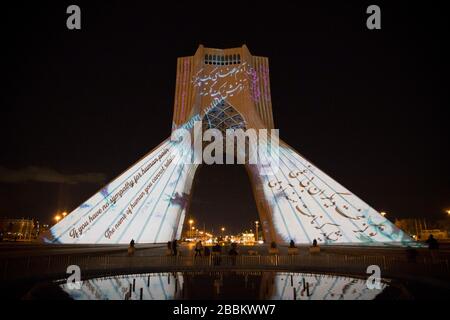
top-left (1, 1), bottom-right (449, 233)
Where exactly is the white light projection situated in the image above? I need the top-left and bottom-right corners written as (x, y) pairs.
top-left (43, 135), bottom-right (197, 244)
top-left (254, 138), bottom-right (412, 244)
top-left (193, 62), bottom-right (250, 100)
top-left (43, 110), bottom-right (412, 245)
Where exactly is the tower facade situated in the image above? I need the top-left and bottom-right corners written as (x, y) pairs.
top-left (43, 45), bottom-right (412, 245)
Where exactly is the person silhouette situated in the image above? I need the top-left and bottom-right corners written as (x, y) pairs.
top-left (167, 241), bottom-right (172, 255)
top-left (195, 241), bottom-right (203, 257)
top-left (128, 239), bottom-right (136, 256)
top-left (426, 234), bottom-right (439, 250)
top-left (172, 239), bottom-right (178, 256)
top-left (212, 242), bottom-right (222, 265)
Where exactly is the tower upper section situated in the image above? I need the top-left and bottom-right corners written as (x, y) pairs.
top-left (172, 45), bottom-right (274, 131)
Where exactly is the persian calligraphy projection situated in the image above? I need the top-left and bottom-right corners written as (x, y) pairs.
top-left (42, 45), bottom-right (413, 245)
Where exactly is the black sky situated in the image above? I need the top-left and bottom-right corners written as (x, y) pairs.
top-left (1, 1), bottom-right (449, 232)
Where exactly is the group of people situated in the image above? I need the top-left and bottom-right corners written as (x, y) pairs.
top-left (193, 241), bottom-right (239, 265)
top-left (129, 235), bottom-right (440, 260)
top-left (193, 241), bottom-right (239, 257)
top-left (288, 238), bottom-right (317, 248)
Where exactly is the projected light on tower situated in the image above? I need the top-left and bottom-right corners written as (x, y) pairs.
top-left (42, 45), bottom-right (413, 245)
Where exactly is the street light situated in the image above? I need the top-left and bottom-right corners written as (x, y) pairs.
top-left (188, 219), bottom-right (194, 238)
top-left (255, 221), bottom-right (259, 242)
top-left (380, 211), bottom-right (387, 217)
top-left (54, 215), bottom-right (61, 223)
top-left (446, 209), bottom-right (450, 216)
top-left (62, 211), bottom-right (67, 217)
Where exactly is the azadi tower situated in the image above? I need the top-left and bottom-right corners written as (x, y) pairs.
top-left (43, 45), bottom-right (412, 245)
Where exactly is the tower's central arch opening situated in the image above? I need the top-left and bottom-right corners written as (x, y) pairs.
top-left (187, 164), bottom-right (259, 237)
top-left (186, 100), bottom-right (259, 239)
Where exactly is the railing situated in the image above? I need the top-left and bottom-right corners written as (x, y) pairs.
top-left (0, 252), bottom-right (448, 282)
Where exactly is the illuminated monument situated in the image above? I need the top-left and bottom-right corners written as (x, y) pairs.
top-left (43, 45), bottom-right (412, 245)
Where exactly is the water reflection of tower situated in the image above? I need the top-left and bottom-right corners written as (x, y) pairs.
top-left (171, 272), bottom-right (183, 299)
top-left (122, 273), bottom-right (184, 300)
top-left (260, 272), bottom-right (275, 299)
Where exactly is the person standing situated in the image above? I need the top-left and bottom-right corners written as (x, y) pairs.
top-left (172, 239), bottom-right (178, 256)
top-left (426, 234), bottom-right (439, 250)
top-left (128, 239), bottom-right (136, 256)
top-left (195, 240), bottom-right (203, 257)
top-left (426, 234), bottom-right (439, 261)
top-left (289, 240), bottom-right (296, 248)
top-left (212, 242), bottom-right (222, 265)
top-left (166, 241), bottom-right (173, 256)
top-left (228, 242), bottom-right (238, 266)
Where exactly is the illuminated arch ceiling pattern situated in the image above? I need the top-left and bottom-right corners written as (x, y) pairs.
top-left (43, 45), bottom-right (413, 245)
top-left (202, 100), bottom-right (246, 133)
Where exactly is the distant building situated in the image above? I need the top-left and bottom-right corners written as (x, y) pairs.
top-left (0, 218), bottom-right (36, 241)
top-left (420, 229), bottom-right (448, 240)
top-left (241, 232), bottom-right (255, 245)
top-left (395, 218), bottom-right (449, 240)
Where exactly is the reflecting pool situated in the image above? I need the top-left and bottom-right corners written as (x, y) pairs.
top-left (50, 271), bottom-right (394, 300)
